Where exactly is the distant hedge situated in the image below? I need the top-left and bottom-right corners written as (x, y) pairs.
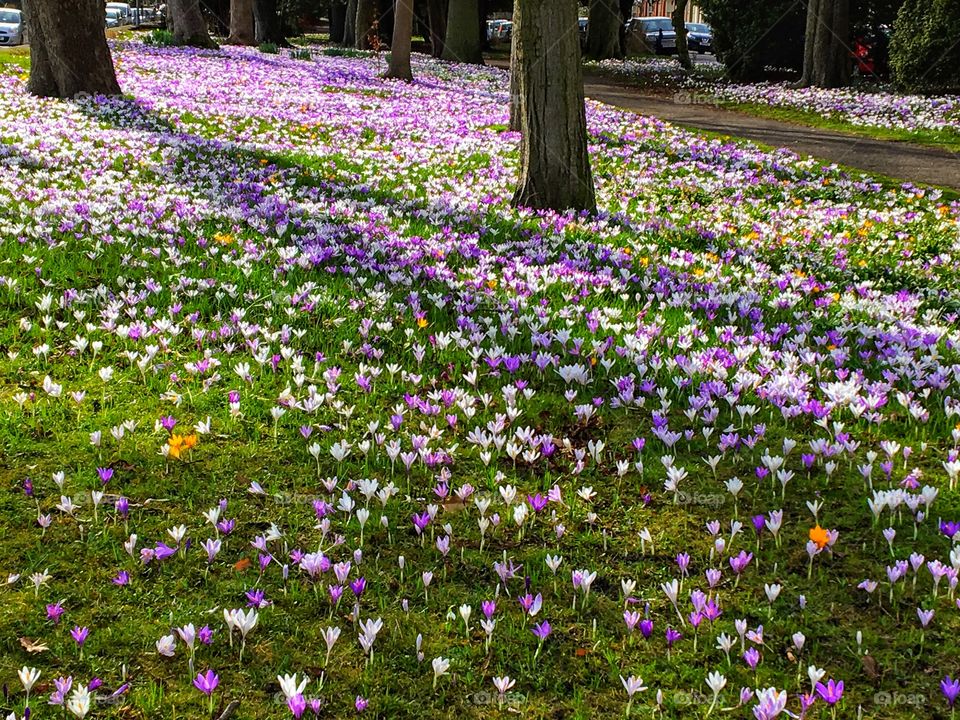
top-left (890, 0), bottom-right (960, 92)
top-left (698, 0), bottom-right (805, 82)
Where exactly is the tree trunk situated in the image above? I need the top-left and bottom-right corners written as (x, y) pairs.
top-left (508, 0), bottom-right (519, 131)
top-left (585, 0), bottom-right (622, 61)
top-left (330, 1), bottom-right (346, 43)
top-left (797, 0), bottom-right (850, 87)
top-left (343, 0), bottom-right (357, 45)
top-left (226, 0), bottom-right (255, 44)
top-left (426, 0), bottom-right (447, 57)
top-left (384, 0), bottom-right (414, 79)
top-left (171, 0), bottom-right (218, 48)
top-left (672, 0), bottom-right (691, 70)
top-left (512, 0), bottom-right (596, 213)
top-left (23, 0), bottom-right (121, 98)
top-left (441, 0), bottom-right (482, 64)
top-left (254, 0), bottom-right (288, 45)
top-left (355, 0), bottom-right (376, 49)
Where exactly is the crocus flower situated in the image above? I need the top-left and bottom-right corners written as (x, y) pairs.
top-left (942, 676), bottom-right (960, 708)
top-left (815, 679), bottom-right (844, 706)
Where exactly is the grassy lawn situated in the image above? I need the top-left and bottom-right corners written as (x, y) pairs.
top-left (0, 42), bottom-right (959, 720)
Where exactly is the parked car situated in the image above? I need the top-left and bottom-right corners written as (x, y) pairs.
top-left (105, 8), bottom-right (123, 27)
top-left (0, 8), bottom-right (23, 46)
top-left (106, 2), bottom-right (133, 24)
top-left (486, 19), bottom-right (511, 43)
top-left (685, 22), bottom-right (713, 53)
top-left (625, 16), bottom-right (676, 55)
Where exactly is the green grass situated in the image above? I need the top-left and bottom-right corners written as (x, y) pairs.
top-left (718, 100), bottom-right (960, 154)
top-left (0, 45), bottom-right (30, 72)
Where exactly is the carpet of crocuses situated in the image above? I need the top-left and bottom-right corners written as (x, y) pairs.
top-left (595, 56), bottom-right (960, 141)
top-left (1, 41), bottom-right (960, 719)
top-left (703, 81), bottom-right (960, 135)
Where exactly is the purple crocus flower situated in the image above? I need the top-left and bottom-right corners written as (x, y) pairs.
top-left (815, 679), bottom-right (844, 706)
top-left (47, 602), bottom-right (65, 625)
top-left (350, 577), bottom-right (367, 597)
top-left (288, 693), bottom-right (307, 718)
top-left (942, 676), bottom-right (960, 708)
top-left (355, 696), bottom-right (368, 712)
top-left (71, 626), bottom-right (89, 646)
top-left (96, 467), bottom-right (114, 485)
top-left (531, 620), bottom-right (552, 640)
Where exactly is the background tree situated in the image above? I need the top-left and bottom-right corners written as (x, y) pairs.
top-left (355, 0), bottom-right (376, 49)
top-left (671, 0), bottom-right (691, 69)
top-left (511, 0), bottom-right (595, 213)
top-left (585, 0), bottom-right (622, 61)
top-left (426, 0), bottom-right (447, 56)
top-left (384, 0), bottom-right (414, 79)
top-left (890, 0), bottom-right (960, 91)
top-left (23, 0), bottom-right (121, 98)
top-left (797, 0), bottom-right (850, 88)
top-left (329, 0), bottom-right (347, 42)
top-left (508, 0), bottom-right (519, 131)
top-left (254, 0), bottom-right (288, 44)
top-left (441, 0), bottom-right (482, 63)
top-left (343, 0), bottom-right (358, 44)
top-left (226, 0), bottom-right (256, 44)
top-left (171, 0), bottom-right (219, 47)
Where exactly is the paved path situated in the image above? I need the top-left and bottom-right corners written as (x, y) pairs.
top-left (580, 73), bottom-right (960, 190)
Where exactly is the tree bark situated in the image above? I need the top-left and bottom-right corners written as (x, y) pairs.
top-left (672, 0), bottom-right (691, 69)
top-left (23, 0), bottom-right (121, 98)
top-left (441, 0), bottom-right (482, 64)
top-left (508, 0), bottom-right (519, 131)
top-left (797, 0), bottom-right (850, 87)
top-left (426, 0), bottom-right (447, 57)
top-left (171, 0), bottom-right (218, 48)
top-left (330, 1), bottom-right (346, 43)
top-left (512, 0), bottom-right (596, 213)
top-left (355, 0), bottom-right (376, 49)
top-left (253, 0), bottom-right (288, 45)
top-left (343, 0), bottom-right (357, 45)
top-left (384, 0), bottom-right (414, 79)
top-left (585, 0), bottom-right (622, 61)
top-left (226, 0), bottom-right (255, 44)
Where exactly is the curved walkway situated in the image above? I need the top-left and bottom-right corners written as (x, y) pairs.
top-left (581, 72), bottom-right (960, 191)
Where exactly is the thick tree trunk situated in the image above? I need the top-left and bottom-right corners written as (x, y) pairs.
top-left (511, 0), bottom-right (596, 213)
top-left (798, 0), bottom-right (850, 88)
top-left (441, 0), bottom-right (482, 64)
top-left (426, 0), bottom-right (447, 57)
top-left (254, 0), bottom-right (288, 45)
top-left (171, 0), bottom-right (218, 48)
top-left (355, 0), bottom-right (376, 49)
top-left (672, 0), bottom-right (691, 70)
top-left (24, 0), bottom-right (121, 98)
top-left (343, 0), bottom-right (357, 45)
top-left (384, 0), bottom-right (414, 79)
top-left (585, 0), bottom-right (622, 61)
top-left (330, 1), bottom-right (346, 43)
top-left (226, 0), bottom-right (255, 44)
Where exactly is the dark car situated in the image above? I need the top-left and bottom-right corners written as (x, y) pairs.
top-left (625, 17), bottom-right (676, 54)
top-left (685, 22), bottom-right (713, 53)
